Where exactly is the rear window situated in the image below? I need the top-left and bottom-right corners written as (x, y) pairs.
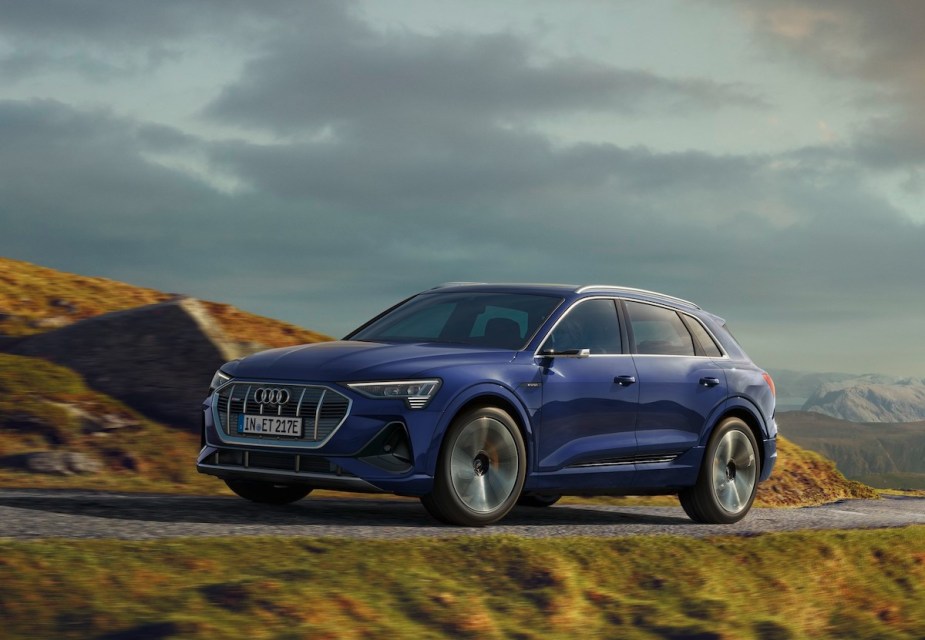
top-left (682, 314), bottom-right (723, 357)
top-left (625, 301), bottom-right (695, 356)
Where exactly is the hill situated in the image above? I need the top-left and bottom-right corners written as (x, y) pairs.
top-left (0, 256), bottom-right (330, 348)
top-left (779, 411), bottom-right (925, 489)
top-left (0, 257), bottom-right (881, 503)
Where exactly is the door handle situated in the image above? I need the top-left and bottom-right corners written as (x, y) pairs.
top-left (699, 377), bottom-right (720, 388)
top-left (614, 375), bottom-right (637, 386)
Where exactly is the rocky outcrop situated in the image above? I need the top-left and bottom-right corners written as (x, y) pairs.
top-left (0, 451), bottom-right (102, 475)
top-left (802, 377), bottom-right (925, 423)
top-left (8, 298), bottom-right (249, 431)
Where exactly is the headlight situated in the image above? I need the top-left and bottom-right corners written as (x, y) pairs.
top-left (209, 369), bottom-right (232, 391)
top-left (346, 379), bottom-right (441, 409)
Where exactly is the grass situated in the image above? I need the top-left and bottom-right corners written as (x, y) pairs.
top-left (0, 256), bottom-right (331, 347)
top-left (0, 528), bottom-right (923, 639)
top-left (0, 352), bottom-right (215, 494)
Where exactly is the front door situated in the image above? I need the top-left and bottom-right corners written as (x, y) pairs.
top-left (534, 298), bottom-right (639, 471)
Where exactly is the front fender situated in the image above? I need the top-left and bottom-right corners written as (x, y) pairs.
top-left (423, 382), bottom-right (534, 477)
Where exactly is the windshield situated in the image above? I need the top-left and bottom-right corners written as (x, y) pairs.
top-left (347, 292), bottom-right (564, 350)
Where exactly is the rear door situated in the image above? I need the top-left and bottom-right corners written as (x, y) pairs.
top-left (623, 300), bottom-right (727, 457)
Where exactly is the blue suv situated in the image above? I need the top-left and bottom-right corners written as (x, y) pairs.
top-left (198, 284), bottom-right (777, 526)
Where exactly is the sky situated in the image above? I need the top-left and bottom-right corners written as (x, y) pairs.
top-left (1, 0), bottom-right (924, 376)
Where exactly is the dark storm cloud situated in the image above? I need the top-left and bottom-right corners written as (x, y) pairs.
top-left (205, 14), bottom-right (764, 134)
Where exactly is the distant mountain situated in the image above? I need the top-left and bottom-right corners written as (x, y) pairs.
top-left (765, 369), bottom-right (858, 411)
top-left (767, 367), bottom-right (925, 422)
top-left (779, 411), bottom-right (925, 489)
top-left (801, 376), bottom-right (925, 423)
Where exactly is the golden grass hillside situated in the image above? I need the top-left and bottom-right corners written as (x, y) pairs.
top-left (2, 528), bottom-right (924, 638)
top-left (0, 352), bottom-right (215, 493)
top-left (0, 256), bottom-right (331, 347)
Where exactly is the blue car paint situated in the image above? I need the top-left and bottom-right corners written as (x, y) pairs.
top-left (197, 283), bottom-right (777, 499)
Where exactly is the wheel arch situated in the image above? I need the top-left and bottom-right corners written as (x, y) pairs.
top-left (704, 397), bottom-right (768, 476)
top-left (425, 383), bottom-right (533, 477)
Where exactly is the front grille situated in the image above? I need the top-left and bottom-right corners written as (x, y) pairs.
top-left (215, 383), bottom-right (350, 446)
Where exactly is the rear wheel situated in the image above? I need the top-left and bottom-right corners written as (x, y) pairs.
top-left (225, 479), bottom-right (312, 505)
top-left (421, 406), bottom-right (526, 526)
top-left (679, 417), bottom-right (759, 524)
top-left (517, 493), bottom-right (561, 508)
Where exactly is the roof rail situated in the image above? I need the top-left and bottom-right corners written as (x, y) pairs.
top-left (432, 281), bottom-right (486, 289)
top-left (575, 285), bottom-right (701, 309)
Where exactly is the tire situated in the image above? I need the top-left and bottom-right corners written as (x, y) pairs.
top-left (679, 417), bottom-right (760, 524)
top-left (421, 406), bottom-right (526, 526)
top-left (225, 479), bottom-right (312, 505)
top-left (517, 493), bottom-right (561, 508)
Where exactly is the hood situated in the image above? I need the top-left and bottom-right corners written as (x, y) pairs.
top-left (224, 340), bottom-right (516, 382)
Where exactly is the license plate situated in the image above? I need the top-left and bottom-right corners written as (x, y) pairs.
top-left (237, 414), bottom-right (303, 438)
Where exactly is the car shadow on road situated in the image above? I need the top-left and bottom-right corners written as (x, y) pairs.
top-left (0, 489), bottom-right (692, 529)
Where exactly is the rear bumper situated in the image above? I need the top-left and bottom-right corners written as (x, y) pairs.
top-left (760, 434), bottom-right (777, 482)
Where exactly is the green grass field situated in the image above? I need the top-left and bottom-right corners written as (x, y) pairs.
top-left (1, 528), bottom-right (923, 639)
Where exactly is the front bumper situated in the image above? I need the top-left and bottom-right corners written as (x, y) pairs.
top-left (197, 385), bottom-right (442, 496)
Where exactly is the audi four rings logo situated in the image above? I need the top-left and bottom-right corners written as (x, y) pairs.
top-left (253, 388), bottom-right (290, 405)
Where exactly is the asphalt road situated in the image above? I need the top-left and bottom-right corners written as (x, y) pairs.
top-left (1, 489), bottom-right (924, 540)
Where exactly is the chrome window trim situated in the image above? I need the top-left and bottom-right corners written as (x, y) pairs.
top-left (211, 381), bottom-right (352, 450)
top-left (575, 285), bottom-right (700, 309)
top-left (534, 296), bottom-right (730, 361)
top-left (533, 296), bottom-right (624, 359)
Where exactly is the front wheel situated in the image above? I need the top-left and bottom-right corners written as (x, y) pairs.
top-left (225, 479), bottom-right (312, 505)
top-left (679, 417), bottom-right (760, 524)
top-left (422, 406), bottom-right (526, 526)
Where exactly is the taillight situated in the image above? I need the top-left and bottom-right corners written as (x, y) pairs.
top-left (762, 373), bottom-right (776, 397)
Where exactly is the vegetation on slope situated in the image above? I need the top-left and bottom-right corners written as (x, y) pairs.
top-left (780, 411), bottom-right (925, 490)
top-left (1, 528), bottom-right (923, 639)
top-left (756, 435), bottom-right (877, 505)
top-left (0, 256), bottom-right (169, 336)
top-left (0, 353), bottom-right (214, 493)
top-left (0, 256), bottom-right (332, 347)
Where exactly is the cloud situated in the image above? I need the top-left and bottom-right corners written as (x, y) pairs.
top-left (1, 1), bottom-right (924, 374)
top-left (205, 7), bottom-right (764, 135)
top-left (0, 0), bottom-right (333, 80)
top-left (719, 0), bottom-right (925, 170)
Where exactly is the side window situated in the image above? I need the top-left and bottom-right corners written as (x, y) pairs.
top-left (682, 314), bottom-right (723, 357)
top-left (542, 299), bottom-right (622, 354)
top-left (625, 301), bottom-right (695, 356)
